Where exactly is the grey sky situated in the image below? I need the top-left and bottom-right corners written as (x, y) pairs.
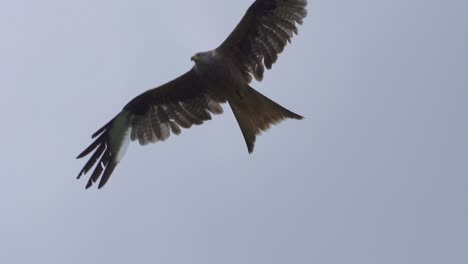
top-left (0, 0), bottom-right (467, 263)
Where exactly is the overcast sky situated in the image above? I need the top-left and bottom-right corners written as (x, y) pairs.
top-left (0, 0), bottom-right (467, 263)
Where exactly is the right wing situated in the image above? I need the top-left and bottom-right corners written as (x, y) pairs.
top-left (76, 69), bottom-right (225, 189)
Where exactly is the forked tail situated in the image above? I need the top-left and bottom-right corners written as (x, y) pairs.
top-left (228, 86), bottom-right (303, 153)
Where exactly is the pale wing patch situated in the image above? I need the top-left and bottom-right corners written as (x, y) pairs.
top-left (109, 111), bottom-right (132, 162)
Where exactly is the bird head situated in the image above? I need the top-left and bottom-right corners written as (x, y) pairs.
top-left (191, 51), bottom-right (213, 64)
top-left (191, 52), bottom-right (203, 63)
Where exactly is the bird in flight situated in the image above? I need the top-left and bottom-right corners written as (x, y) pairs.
top-left (77, 0), bottom-right (308, 189)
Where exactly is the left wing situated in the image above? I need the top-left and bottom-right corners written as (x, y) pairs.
top-left (76, 69), bottom-right (225, 189)
top-left (217, 0), bottom-right (308, 83)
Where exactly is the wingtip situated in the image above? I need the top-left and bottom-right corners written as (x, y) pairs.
top-left (290, 112), bottom-right (304, 120)
top-left (76, 150), bottom-right (88, 159)
top-left (98, 161), bottom-right (117, 189)
top-left (85, 180), bottom-right (93, 189)
top-left (91, 119), bottom-right (114, 139)
top-left (97, 178), bottom-right (106, 189)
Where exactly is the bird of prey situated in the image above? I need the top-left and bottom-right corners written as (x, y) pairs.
top-left (77, 0), bottom-right (308, 189)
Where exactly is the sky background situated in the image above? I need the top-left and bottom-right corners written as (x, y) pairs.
top-left (0, 0), bottom-right (467, 263)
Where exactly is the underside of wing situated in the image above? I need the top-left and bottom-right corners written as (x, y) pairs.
top-left (217, 0), bottom-right (308, 82)
top-left (77, 69), bottom-right (225, 189)
top-left (76, 117), bottom-right (123, 189)
top-left (124, 69), bottom-right (225, 146)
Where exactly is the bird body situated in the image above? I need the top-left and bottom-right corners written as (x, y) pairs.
top-left (77, 0), bottom-right (308, 189)
top-left (192, 50), bottom-right (243, 98)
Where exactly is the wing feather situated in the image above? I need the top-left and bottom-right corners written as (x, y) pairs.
top-left (217, 0), bottom-right (307, 82)
top-left (77, 69), bottom-right (225, 189)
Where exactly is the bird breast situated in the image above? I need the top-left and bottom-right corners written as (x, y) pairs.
top-left (194, 51), bottom-right (246, 94)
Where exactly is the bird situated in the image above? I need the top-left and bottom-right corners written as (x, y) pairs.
top-left (77, 0), bottom-right (308, 189)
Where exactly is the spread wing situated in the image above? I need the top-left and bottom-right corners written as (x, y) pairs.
top-left (217, 0), bottom-right (307, 82)
top-left (76, 69), bottom-right (225, 189)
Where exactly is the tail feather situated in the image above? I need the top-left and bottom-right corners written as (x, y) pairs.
top-left (229, 86), bottom-right (303, 153)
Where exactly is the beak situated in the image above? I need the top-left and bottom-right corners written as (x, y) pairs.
top-left (191, 55), bottom-right (197, 62)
